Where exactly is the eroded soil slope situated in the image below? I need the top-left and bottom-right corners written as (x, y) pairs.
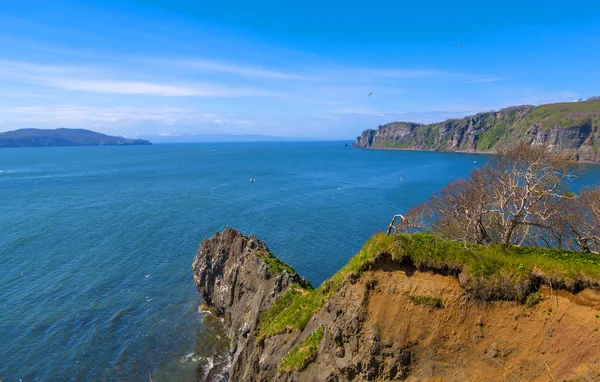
top-left (193, 228), bottom-right (600, 381)
top-left (308, 268), bottom-right (600, 381)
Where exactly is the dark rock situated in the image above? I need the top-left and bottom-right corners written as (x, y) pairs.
top-left (334, 328), bottom-right (343, 346)
top-left (192, 227), bottom-right (308, 381)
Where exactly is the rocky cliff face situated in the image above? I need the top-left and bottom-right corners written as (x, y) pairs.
top-left (192, 227), bottom-right (311, 380)
top-left (193, 228), bottom-right (600, 381)
top-left (353, 99), bottom-right (600, 163)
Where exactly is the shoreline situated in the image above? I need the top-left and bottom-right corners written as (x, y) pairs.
top-left (355, 146), bottom-right (600, 165)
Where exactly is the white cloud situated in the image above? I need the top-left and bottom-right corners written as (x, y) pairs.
top-left (0, 105), bottom-right (205, 124)
top-left (41, 78), bottom-right (271, 97)
top-left (0, 60), bottom-right (275, 97)
top-left (158, 58), bottom-right (500, 85)
top-left (349, 68), bottom-right (448, 79)
top-left (466, 76), bottom-right (503, 83)
top-left (167, 59), bottom-right (315, 80)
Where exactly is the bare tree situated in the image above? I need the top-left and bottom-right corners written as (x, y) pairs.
top-left (485, 142), bottom-right (578, 247)
top-left (396, 202), bottom-right (433, 233)
top-left (397, 142), bottom-right (581, 249)
top-left (566, 187), bottom-right (600, 253)
top-left (431, 170), bottom-right (496, 244)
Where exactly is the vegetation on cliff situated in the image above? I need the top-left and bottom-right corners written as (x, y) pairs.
top-left (255, 234), bottom-right (401, 341)
top-left (194, 227), bottom-right (600, 380)
top-left (255, 251), bottom-right (308, 280)
top-left (256, 232), bottom-right (600, 342)
top-left (278, 326), bottom-right (324, 372)
top-left (257, 144), bottom-right (600, 341)
top-left (353, 97), bottom-right (600, 162)
top-left (399, 142), bottom-right (600, 253)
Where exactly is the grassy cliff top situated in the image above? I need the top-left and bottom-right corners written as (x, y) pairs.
top-left (256, 233), bottom-right (600, 340)
top-left (376, 98), bottom-right (600, 132)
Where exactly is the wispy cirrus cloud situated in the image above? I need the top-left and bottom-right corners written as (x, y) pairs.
top-left (466, 75), bottom-right (503, 83)
top-left (157, 58), bottom-right (500, 84)
top-left (0, 105), bottom-right (205, 124)
top-left (38, 78), bottom-right (271, 97)
top-left (0, 60), bottom-right (275, 97)
top-left (164, 59), bottom-right (316, 80)
top-left (0, 104), bottom-right (258, 130)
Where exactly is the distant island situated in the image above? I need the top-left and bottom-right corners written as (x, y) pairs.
top-left (353, 97), bottom-right (600, 163)
top-left (0, 128), bottom-right (151, 148)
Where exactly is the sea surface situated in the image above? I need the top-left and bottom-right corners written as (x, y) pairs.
top-left (1, 142), bottom-right (599, 381)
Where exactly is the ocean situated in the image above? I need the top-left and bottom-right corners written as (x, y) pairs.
top-left (1, 142), bottom-right (599, 381)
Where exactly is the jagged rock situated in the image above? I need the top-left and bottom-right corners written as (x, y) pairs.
top-left (192, 227), bottom-right (309, 381)
top-left (193, 227), bottom-right (600, 381)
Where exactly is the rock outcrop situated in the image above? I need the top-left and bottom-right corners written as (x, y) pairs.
top-left (193, 228), bottom-right (600, 381)
top-left (192, 227), bottom-right (311, 380)
top-left (353, 98), bottom-right (600, 163)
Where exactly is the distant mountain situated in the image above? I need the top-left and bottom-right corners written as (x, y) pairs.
top-left (353, 97), bottom-right (600, 163)
top-left (0, 128), bottom-right (151, 148)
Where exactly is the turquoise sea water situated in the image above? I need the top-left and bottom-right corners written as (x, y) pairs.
top-left (1, 142), bottom-right (599, 381)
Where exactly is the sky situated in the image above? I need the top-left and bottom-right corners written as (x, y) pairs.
top-left (0, 0), bottom-right (599, 139)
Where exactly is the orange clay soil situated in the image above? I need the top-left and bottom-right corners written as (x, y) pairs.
top-left (361, 269), bottom-right (600, 381)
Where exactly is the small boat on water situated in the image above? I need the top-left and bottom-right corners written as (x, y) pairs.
top-left (249, 178), bottom-right (255, 183)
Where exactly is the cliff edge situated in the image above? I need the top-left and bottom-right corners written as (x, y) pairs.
top-left (353, 98), bottom-right (600, 163)
top-left (192, 227), bottom-right (311, 380)
top-left (193, 228), bottom-right (600, 381)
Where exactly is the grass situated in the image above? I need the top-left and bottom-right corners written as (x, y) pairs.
top-left (409, 295), bottom-right (444, 309)
top-left (476, 123), bottom-right (507, 151)
top-left (399, 233), bottom-right (600, 301)
top-left (256, 232), bottom-right (600, 341)
top-left (255, 251), bottom-right (299, 276)
top-left (255, 234), bottom-right (400, 341)
top-left (525, 292), bottom-right (542, 307)
top-left (278, 326), bottom-right (324, 372)
top-left (365, 98), bottom-right (600, 152)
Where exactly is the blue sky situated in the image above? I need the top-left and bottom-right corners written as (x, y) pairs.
top-left (0, 0), bottom-right (599, 139)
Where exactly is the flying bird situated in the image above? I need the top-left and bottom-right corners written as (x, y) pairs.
top-left (457, 43), bottom-right (463, 47)
top-left (368, 92), bottom-right (372, 97)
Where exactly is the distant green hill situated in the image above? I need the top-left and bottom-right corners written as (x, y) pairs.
top-left (353, 97), bottom-right (600, 162)
top-left (0, 128), bottom-right (151, 148)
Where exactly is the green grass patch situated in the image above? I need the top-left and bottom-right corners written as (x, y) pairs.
top-left (525, 292), bottom-right (542, 307)
top-left (255, 251), bottom-right (298, 276)
top-left (278, 326), bottom-right (324, 372)
top-left (255, 234), bottom-right (401, 341)
top-left (398, 233), bottom-right (600, 300)
top-left (409, 295), bottom-right (444, 308)
top-left (476, 123), bottom-right (506, 151)
top-left (256, 232), bottom-right (600, 341)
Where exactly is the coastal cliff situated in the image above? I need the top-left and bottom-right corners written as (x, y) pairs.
top-left (193, 228), bottom-right (600, 381)
top-left (353, 98), bottom-right (600, 162)
top-left (192, 227), bottom-right (312, 380)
